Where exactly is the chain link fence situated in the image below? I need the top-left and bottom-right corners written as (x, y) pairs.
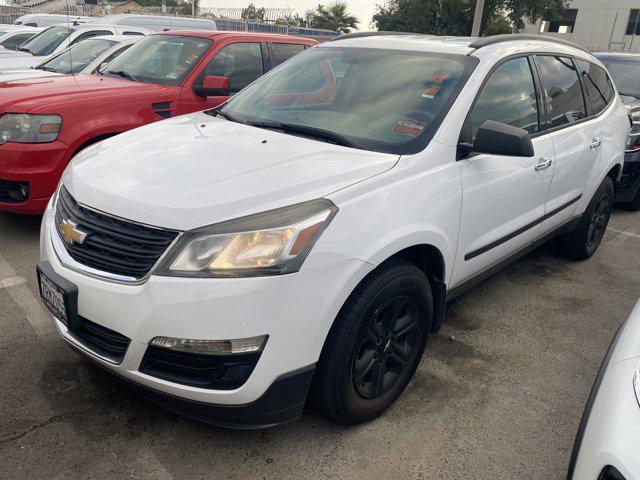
top-left (0, 1), bottom-right (338, 42)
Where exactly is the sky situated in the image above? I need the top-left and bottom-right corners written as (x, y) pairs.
top-left (201, 0), bottom-right (378, 30)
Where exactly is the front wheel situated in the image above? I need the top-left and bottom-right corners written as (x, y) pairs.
top-left (312, 259), bottom-right (432, 425)
top-left (558, 176), bottom-right (614, 260)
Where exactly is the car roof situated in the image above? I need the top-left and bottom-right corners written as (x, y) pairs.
top-left (92, 34), bottom-right (142, 43)
top-left (153, 30), bottom-right (317, 43)
top-left (593, 51), bottom-right (640, 61)
top-left (324, 32), bottom-right (597, 62)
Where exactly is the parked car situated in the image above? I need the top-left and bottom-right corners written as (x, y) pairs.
top-left (567, 300), bottom-right (640, 480)
top-left (97, 14), bottom-right (217, 32)
top-left (595, 52), bottom-right (640, 210)
top-left (0, 23), bottom-right (149, 71)
top-left (0, 27), bottom-right (42, 51)
top-left (0, 31), bottom-right (316, 213)
top-left (37, 33), bottom-right (627, 428)
top-left (13, 13), bottom-right (94, 28)
top-left (0, 35), bottom-right (142, 83)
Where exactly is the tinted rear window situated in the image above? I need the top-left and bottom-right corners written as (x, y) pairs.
top-left (270, 43), bottom-right (306, 67)
top-left (577, 60), bottom-right (615, 115)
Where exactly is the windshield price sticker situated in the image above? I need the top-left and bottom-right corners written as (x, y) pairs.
top-left (394, 117), bottom-right (426, 137)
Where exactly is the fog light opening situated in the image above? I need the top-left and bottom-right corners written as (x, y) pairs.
top-left (149, 335), bottom-right (268, 355)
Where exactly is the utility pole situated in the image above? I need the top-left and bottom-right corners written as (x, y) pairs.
top-left (471, 0), bottom-right (485, 37)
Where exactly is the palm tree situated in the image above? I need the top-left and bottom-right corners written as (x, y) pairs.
top-left (309, 2), bottom-right (358, 34)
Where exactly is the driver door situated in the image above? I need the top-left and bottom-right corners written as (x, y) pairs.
top-left (179, 38), bottom-right (267, 114)
top-left (451, 56), bottom-right (555, 287)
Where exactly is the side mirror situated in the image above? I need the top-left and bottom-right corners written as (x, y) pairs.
top-left (470, 120), bottom-right (535, 157)
top-left (194, 75), bottom-right (230, 97)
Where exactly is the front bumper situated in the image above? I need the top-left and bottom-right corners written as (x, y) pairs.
top-left (615, 150), bottom-right (640, 203)
top-left (41, 201), bottom-right (370, 426)
top-left (0, 140), bottom-right (70, 214)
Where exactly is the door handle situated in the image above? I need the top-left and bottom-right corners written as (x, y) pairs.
top-left (535, 158), bottom-right (553, 171)
top-left (589, 139), bottom-right (602, 149)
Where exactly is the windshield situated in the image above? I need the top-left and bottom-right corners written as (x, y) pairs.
top-left (219, 47), bottom-right (477, 154)
top-left (39, 38), bottom-right (117, 74)
top-left (599, 59), bottom-right (640, 98)
top-left (19, 26), bottom-right (73, 56)
top-left (102, 34), bottom-right (212, 86)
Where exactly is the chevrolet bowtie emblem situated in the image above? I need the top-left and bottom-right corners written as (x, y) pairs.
top-left (59, 219), bottom-right (88, 246)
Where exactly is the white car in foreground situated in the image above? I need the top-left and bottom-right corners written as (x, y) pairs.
top-left (0, 35), bottom-right (140, 82)
top-left (568, 300), bottom-right (640, 480)
top-left (38, 33), bottom-right (628, 428)
top-left (0, 23), bottom-right (149, 70)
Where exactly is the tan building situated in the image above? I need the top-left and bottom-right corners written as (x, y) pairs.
top-left (90, 1), bottom-right (142, 16)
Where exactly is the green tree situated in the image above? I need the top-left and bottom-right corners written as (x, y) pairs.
top-left (308, 2), bottom-right (359, 34)
top-left (241, 3), bottom-right (267, 21)
top-left (372, 0), bottom-right (567, 36)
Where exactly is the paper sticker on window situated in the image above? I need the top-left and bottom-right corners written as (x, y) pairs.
top-left (394, 117), bottom-right (426, 137)
top-left (422, 86), bottom-right (441, 99)
top-left (430, 72), bottom-right (449, 83)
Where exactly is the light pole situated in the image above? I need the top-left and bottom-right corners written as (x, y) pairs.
top-left (471, 0), bottom-right (485, 37)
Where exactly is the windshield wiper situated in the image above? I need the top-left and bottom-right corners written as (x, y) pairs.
top-left (35, 65), bottom-right (58, 72)
top-left (207, 108), bottom-right (250, 125)
top-left (249, 121), bottom-right (364, 150)
top-left (106, 70), bottom-right (138, 82)
top-left (16, 46), bottom-right (32, 54)
top-left (621, 91), bottom-right (640, 100)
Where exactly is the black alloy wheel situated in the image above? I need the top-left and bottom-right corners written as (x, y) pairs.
top-left (352, 295), bottom-right (420, 399)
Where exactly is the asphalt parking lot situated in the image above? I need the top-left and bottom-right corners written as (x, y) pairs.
top-left (1, 209), bottom-right (639, 480)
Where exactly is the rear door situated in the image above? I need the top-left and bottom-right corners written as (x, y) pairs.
top-left (451, 56), bottom-right (555, 286)
top-left (266, 41), bottom-right (307, 69)
top-left (535, 55), bottom-right (607, 234)
top-left (179, 37), bottom-right (267, 113)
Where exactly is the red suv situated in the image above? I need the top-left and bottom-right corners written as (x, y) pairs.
top-left (0, 31), bottom-right (316, 214)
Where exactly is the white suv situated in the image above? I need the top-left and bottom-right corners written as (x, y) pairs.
top-left (38, 33), bottom-right (628, 428)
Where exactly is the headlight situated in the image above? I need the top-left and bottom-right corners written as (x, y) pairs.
top-left (627, 111), bottom-right (640, 152)
top-left (0, 113), bottom-right (62, 144)
top-left (155, 199), bottom-right (337, 278)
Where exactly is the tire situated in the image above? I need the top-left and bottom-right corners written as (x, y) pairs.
top-left (312, 258), bottom-right (433, 425)
top-left (559, 176), bottom-right (614, 260)
top-left (628, 185), bottom-right (640, 212)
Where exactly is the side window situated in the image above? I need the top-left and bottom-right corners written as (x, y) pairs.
top-left (536, 55), bottom-right (587, 128)
top-left (202, 42), bottom-right (264, 94)
top-left (0, 33), bottom-right (35, 50)
top-left (576, 60), bottom-right (615, 115)
top-left (269, 43), bottom-right (305, 68)
top-left (94, 44), bottom-right (132, 73)
top-left (465, 57), bottom-right (539, 142)
top-left (70, 30), bottom-right (111, 46)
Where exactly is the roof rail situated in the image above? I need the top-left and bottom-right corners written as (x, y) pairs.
top-left (330, 31), bottom-right (433, 42)
top-left (469, 34), bottom-right (591, 54)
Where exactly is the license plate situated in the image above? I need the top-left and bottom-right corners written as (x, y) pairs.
top-left (37, 261), bottom-right (80, 329)
top-left (39, 273), bottom-right (68, 323)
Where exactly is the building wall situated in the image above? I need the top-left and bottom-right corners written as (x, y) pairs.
top-left (522, 0), bottom-right (640, 52)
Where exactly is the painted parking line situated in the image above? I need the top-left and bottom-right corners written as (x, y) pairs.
top-left (0, 276), bottom-right (27, 289)
top-left (0, 255), bottom-right (54, 340)
top-left (608, 228), bottom-right (640, 241)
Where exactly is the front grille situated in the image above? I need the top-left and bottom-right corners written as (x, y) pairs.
top-left (72, 317), bottom-right (130, 364)
top-left (140, 346), bottom-right (262, 390)
top-left (55, 187), bottom-right (179, 279)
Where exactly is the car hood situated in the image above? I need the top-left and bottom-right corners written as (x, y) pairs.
top-left (621, 94), bottom-right (640, 115)
top-left (0, 68), bottom-right (60, 82)
top-left (0, 73), bottom-right (172, 112)
top-left (63, 111), bottom-right (399, 231)
top-left (0, 54), bottom-right (43, 70)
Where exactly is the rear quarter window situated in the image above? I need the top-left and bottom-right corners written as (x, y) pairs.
top-left (577, 60), bottom-right (615, 115)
